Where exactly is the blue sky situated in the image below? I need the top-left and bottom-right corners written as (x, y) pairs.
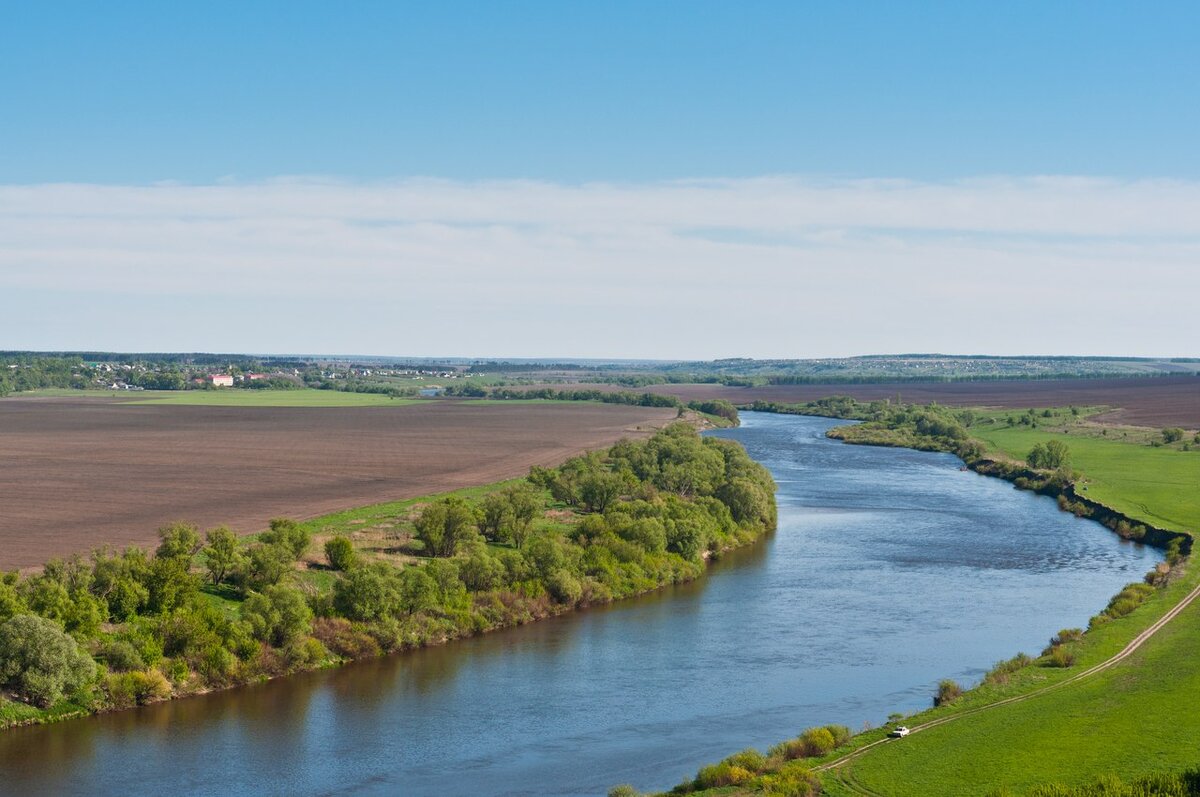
top-left (1, 3), bottom-right (1198, 358)
top-left (4, 1), bottom-right (1198, 183)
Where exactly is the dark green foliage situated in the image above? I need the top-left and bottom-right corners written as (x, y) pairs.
top-left (1162, 428), bottom-right (1185, 443)
top-left (0, 614), bottom-right (97, 707)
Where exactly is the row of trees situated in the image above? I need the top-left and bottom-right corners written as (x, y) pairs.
top-left (0, 423), bottom-right (775, 718)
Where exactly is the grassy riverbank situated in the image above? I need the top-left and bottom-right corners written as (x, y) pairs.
top-left (0, 423), bottom-right (774, 730)
top-left (640, 401), bottom-right (1198, 797)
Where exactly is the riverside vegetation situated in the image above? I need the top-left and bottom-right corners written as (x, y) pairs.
top-left (0, 423), bottom-right (775, 728)
top-left (617, 399), bottom-right (1199, 797)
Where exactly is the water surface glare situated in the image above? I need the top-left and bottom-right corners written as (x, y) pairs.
top-left (0, 413), bottom-right (1160, 796)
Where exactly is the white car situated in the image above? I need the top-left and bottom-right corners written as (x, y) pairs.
top-left (888, 726), bottom-right (911, 738)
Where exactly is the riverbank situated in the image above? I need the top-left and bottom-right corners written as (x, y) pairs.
top-left (651, 401), bottom-right (1198, 797)
top-left (0, 423), bottom-right (775, 731)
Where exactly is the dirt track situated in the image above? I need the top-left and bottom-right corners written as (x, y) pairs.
top-left (0, 398), bottom-right (676, 569)
top-left (629, 376), bottom-right (1200, 427)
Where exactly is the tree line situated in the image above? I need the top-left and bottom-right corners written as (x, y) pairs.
top-left (0, 423), bottom-right (774, 722)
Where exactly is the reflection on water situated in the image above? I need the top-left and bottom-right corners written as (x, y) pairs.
top-left (0, 414), bottom-right (1160, 796)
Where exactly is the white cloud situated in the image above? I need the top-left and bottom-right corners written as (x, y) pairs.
top-left (0, 177), bottom-right (1197, 358)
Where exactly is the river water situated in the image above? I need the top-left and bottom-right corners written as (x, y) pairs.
top-left (0, 413), bottom-right (1160, 796)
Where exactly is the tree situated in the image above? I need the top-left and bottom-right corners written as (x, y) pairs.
top-left (0, 614), bottom-right (97, 707)
top-left (332, 564), bottom-right (402, 621)
top-left (155, 522), bottom-right (202, 561)
top-left (716, 478), bottom-right (772, 526)
top-left (1163, 428), bottom-right (1185, 443)
top-left (579, 470), bottom-right (625, 513)
top-left (1027, 440), bottom-right (1070, 471)
top-left (241, 585), bottom-right (313, 646)
top-left (324, 536), bottom-right (357, 571)
top-left (203, 527), bottom-right (243, 586)
top-left (478, 493), bottom-right (510, 541)
top-left (261, 518), bottom-right (311, 560)
top-left (414, 497), bottom-right (479, 557)
top-left (504, 484), bottom-right (541, 548)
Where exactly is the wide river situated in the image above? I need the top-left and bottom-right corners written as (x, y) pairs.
top-left (0, 413), bottom-right (1160, 796)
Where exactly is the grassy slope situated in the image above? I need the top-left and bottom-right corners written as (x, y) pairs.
top-left (128, 389), bottom-right (421, 407)
top-left (828, 421), bottom-right (1200, 795)
top-left (970, 422), bottom-right (1200, 534)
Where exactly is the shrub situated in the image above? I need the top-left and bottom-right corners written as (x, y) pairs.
top-left (1045, 646), bottom-right (1077, 668)
top-left (1162, 427), bottom-right (1184, 443)
top-left (284, 636), bottom-right (328, 669)
top-left (261, 518), bottom-right (311, 559)
top-left (0, 614), bottom-right (97, 707)
top-left (694, 761), bottom-right (754, 789)
top-left (545, 568), bottom-right (583, 604)
top-left (241, 584), bottom-right (313, 646)
top-left (724, 748), bottom-right (767, 773)
top-left (105, 669), bottom-right (171, 708)
top-left (324, 536), bottom-right (357, 571)
top-left (607, 787), bottom-right (641, 797)
top-left (99, 640), bottom-right (145, 672)
top-left (934, 678), bottom-right (963, 706)
top-left (311, 617), bottom-right (381, 659)
top-left (984, 653), bottom-right (1032, 685)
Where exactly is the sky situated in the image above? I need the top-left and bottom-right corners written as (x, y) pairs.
top-left (1, 1), bottom-right (1198, 359)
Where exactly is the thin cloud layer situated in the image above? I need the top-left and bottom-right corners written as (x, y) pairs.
top-left (1, 177), bottom-right (1197, 358)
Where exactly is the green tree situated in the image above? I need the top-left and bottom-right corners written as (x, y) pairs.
top-left (1027, 440), bottom-right (1070, 470)
top-left (478, 493), bottom-right (511, 541)
top-left (1162, 427), bottom-right (1185, 443)
top-left (332, 564), bottom-right (402, 621)
top-left (241, 584), bottom-right (313, 646)
top-left (0, 614), bottom-right (97, 707)
top-left (504, 484), bottom-right (541, 548)
top-left (414, 497), bottom-right (479, 557)
top-left (717, 478), bottom-right (773, 526)
top-left (579, 470), bottom-right (625, 513)
top-left (203, 526), bottom-right (243, 586)
top-left (155, 522), bottom-right (202, 561)
top-left (324, 536), bottom-right (357, 571)
top-left (261, 518), bottom-right (311, 560)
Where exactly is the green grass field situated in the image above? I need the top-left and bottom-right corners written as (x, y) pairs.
top-left (128, 389), bottom-right (421, 407)
top-left (969, 421), bottom-right (1200, 534)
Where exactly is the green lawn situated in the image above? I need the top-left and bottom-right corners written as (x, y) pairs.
top-left (128, 389), bottom-right (421, 407)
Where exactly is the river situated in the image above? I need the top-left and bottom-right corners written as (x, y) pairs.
top-left (0, 413), bottom-right (1160, 796)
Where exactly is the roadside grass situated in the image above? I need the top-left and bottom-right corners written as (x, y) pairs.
top-left (837, 572), bottom-right (1200, 795)
top-left (128, 389), bottom-right (422, 407)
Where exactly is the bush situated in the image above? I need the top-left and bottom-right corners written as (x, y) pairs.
top-left (984, 653), bottom-right (1032, 685)
top-left (284, 636), bottom-right (328, 669)
top-left (1046, 646), bottom-right (1077, 668)
top-left (324, 536), bottom-right (356, 571)
top-left (241, 584), bottom-right (314, 646)
top-left (105, 669), bottom-right (171, 708)
top-left (607, 787), bottom-right (641, 797)
top-left (1162, 427), bottom-right (1184, 443)
top-left (545, 568), bottom-right (583, 604)
top-left (0, 614), bottom-right (97, 707)
top-left (934, 678), bottom-right (963, 706)
top-left (99, 640), bottom-right (145, 672)
top-left (311, 617), bottom-right (381, 659)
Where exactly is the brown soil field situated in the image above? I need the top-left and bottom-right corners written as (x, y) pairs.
top-left (0, 398), bottom-right (676, 569)
top-left (565, 376), bottom-right (1199, 428)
